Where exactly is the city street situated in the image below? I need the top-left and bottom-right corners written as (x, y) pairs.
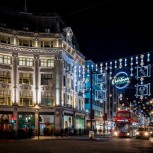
top-left (0, 136), bottom-right (153, 153)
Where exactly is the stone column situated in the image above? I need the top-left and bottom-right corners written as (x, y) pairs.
top-left (35, 111), bottom-right (39, 135)
top-left (54, 108), bottom-right (62, 130)
top-left (34, 55), bottom-right (39, 104)
top-left (55, 53), bottom-right (63, 106)
top-left (12, 53), bottom-right (18, 104)
top-left (13, 104), bottom-right (18, 134)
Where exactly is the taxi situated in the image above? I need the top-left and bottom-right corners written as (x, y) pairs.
top-left (135, 127), bottom-right (152, 140)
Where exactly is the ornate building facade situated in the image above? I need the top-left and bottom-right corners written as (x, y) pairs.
top-left (0, 8), bottom-right (85, 135)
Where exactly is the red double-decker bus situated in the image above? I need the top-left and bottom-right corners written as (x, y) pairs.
top-left (113, 110), bottom-right (139, 137)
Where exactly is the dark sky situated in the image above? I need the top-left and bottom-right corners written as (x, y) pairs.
top-left (1, 0), bottom-right (153, 63)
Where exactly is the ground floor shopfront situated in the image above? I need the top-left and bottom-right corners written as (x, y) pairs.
top-left (85, 116), bottom-right (114, 134)
top-left (0, 106), bottom-right (85, 136)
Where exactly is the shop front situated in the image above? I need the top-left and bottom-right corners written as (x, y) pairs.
top-left (18, 113), bottom-right (35, 130)
top-left (76, 116), bottom-right (84, 130)
top-left (39, 113), bottom-right (54, 136)
top-left (0, 112), bottom-right (13, 137)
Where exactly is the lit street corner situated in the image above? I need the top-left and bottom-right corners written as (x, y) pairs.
top-left (0, 137), bottom-right (153, 153)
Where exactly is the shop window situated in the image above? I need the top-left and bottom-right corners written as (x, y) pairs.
top-left (18, 114), bottom-right (35, 129)
top-left (76, 117), bottom-right (84, 130)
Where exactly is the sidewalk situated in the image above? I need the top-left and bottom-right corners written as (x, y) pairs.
top-left (31, 133), bottom-right (112, 140)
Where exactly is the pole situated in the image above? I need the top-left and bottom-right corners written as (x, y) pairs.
top-left (38, 112), bottom-right (39, 139)
top-left (103, 101), bottom-right (105, 135)
top-left (90, 64), bottom-right (93, 131)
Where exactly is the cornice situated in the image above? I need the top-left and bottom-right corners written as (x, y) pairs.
top-left (0, 43), bottom-right (63, 54)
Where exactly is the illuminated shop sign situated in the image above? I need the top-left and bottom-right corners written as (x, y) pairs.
top-left (112, 71), bottom-right (130, 89)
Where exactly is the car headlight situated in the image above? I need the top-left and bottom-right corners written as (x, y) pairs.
top-left (144, 132), bottom-right (149, 136)
top-left (136, 132), bottom-right (139, 135)
top-left (127, 133), bottom-right (130, 136)
top-left (114, 131), bottom-right (118, 136)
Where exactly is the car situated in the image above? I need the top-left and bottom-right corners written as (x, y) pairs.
top-left (135, 127), bottom-right (151, 140)
top-left (149, 133), bottom-right (153, 143)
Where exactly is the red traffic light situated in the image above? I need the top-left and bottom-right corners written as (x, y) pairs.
top-left (11, 116), bottom-right (15, 123)
top-left (11, 116), bottom-right (14, 120)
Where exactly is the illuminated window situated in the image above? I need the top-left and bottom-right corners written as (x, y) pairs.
top-left (27, 58), bottom-right (33, 66)
top-left (0, 71), bottom-right (11, 83)
top-left (19, 73), bottom-right (33, 84)
top-left (4, 56), bottom-right (11, 64)
top-left (41, 92), bottom-right (54, 107)
top-left (0, 35), bottom-right (10, 44)
top-left (44, 41), bottom-right (50, 47)
top-left (0, 90), bottom-right (11, 105)
top-left (19, 57), bottom-right (33, 66)
top-left (117, 113), bottom-right (130, 117)
top-left (40, 41), bottom-right (53, 47)
top-left (48, 59), bottom-right (54, 67)
top-left (0, 55), bottom-right (3, 63)
top-left (19, 91), bottom-right (33, 106)
top-left (40, 59), bottom-right (54, 67)
top-left (19, 39), bottom-right (32, 47)
top-left (40, 59), bottom-right (47, 67)
top-left (19, 57), bottom-right (26, 66)
top-left (0, 54), bottom-right (11, 64)
top-left (41, 74), bottom-right (53, 85)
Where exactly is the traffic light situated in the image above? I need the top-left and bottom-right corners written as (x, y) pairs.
top-left (11, 116), bottom-right (15, 124)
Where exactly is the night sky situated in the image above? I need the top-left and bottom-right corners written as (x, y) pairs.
top-left (1, 0), bottom-right (153, 63)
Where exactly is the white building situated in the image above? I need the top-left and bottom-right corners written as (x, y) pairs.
top-left (0, 8), bottom-right (85, 136)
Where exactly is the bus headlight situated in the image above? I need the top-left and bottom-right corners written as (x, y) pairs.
top-left (136, 132), bottom-right (139, 135)
top-left (127, 133), bottom-right (130, 136)
top-left (114, 131), bottom-right (118, 136)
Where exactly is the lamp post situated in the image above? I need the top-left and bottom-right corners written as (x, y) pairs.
top-left (90, 65), bottom-right (93, 131)
top-left (103, 101), bottom-right (106, 135)
top-left (150, 111), bottom-right (153, 125)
